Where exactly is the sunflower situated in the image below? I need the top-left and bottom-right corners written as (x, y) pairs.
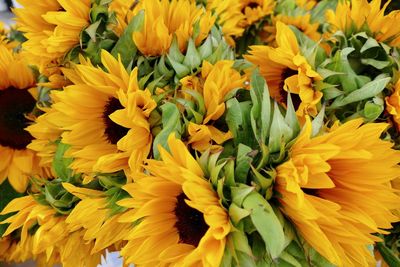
top-left (180, 60), bottom-right (246, 151)
top-left (63, 183), bottom-right (131, 253)
top-left (0, 195), bottom-right (102, 266)
top-left (14, 0), bottom-right (91, 71)
top-left (109, 0), bottom-right (136, 36)
top-left (0, 44), bottom-right (46, 192)
top-left (132, 0), bottom-right (215, 56)
top-left (0, 234), bottom-right (37, 264)
top-left (295, 0), bottom-right (318, 10)
top-left (263, 14), bottom-right (321, 45)
top-left (275, 117), bottom-right (400, 266)
top-left (386, 78), bottom-right (400, 130)
top-left (240, 0), bottom-right (275, 26)
top-left (245, 22), bottom-right (323, 117)
top-left (205, 0), bottom-right (246, 45)
top-left (118, 134), bottom-right (231, 266)
top-left (326, 0), bottom-right (400, 47)
top-left (47, 51), bottom-right (156, 177)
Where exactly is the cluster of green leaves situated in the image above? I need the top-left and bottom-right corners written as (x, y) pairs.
top-left (67, 0), bottom-right (121, 65)
top-left (185, 71), bottom-right (332, 266)
top-left (376, 223), bottom-right (400, 267)
top-left (320, 32), bottom-right (394, 122)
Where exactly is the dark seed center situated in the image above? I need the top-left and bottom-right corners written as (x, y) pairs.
top-left (0, 87), bottom-right (35, 150)
top-left (279, 68), bottom-right (302, 110)
top-left (102, 97), bottom-right (129, 145)
top-left (174, 192), bottom-right (209, 247)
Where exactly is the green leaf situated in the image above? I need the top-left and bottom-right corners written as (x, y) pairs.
top-left (111, 10), bottom-right (143, 67)
top-left (242, 192), bottom-right (286, 259)
top-left (166, 56), bottom-right (191, 78)
top-left (268, 102), bottom-right (293, 153)
top-left (377, 242), bottom-right (400, 267)
top-left (279, 251), bottom-right (303, 267)
top-left (85, 20), bottom-right (102, 42)
top-left (90, 5), bottom-right (108, 22)
top-left (360, 58), bottom-right (391, 70)
top-left (52, 141), bottom-right (73, 181)
top-left (183, 39), bottom-right (202, 70)
top-left (250, 70), bottom-right (272, 145)
top-left (363, 101), bottom-right (384, 121)
top-left (226, 99), bottom-right (256, 148)
top-left (311, 105), bottom-right (326, 137)
top-left (229, 203), bottom-right (251, 225)
top-left (226, 98), bottom-right (243, 140)
top-left (152, 103), bottom-right (182, 159)
top-left (360, 37), bottom-right (380, 53)
top-left (231, 184), bottom-right (255, 207)
top-left (285, 94), bottom-right (300, 138)
top-left (329, 76), bottom-right (390, 108)
top-left (235, 144), bottom-right (253, 184)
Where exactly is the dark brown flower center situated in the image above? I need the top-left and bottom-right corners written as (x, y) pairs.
top-left (0, 88), bottom-right (35, 150)
top-left (279, 68), bottom-right (301, 110)
top-left (174, 192), bottom-right (208, 247)
top-left (102, 97), bottom-right (129, 145)
top-left (242, 2), bottom-right (260, 13)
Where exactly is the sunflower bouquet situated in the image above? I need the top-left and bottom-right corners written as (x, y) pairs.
top-left (0, 0), bottom-right (399, 266)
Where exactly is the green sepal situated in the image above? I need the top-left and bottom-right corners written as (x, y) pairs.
top-left (111, 10), bottom-right (143, 67)
top-left (234, 144), bottom-right (254, 184)
top-left (52, 141), bottom-right (74, 182)
top-left (242, 191), bottom-right (286, 259)
top-left (152, 102), bottom-right (183, 159)
top-left (328, 75), bottom-right (390, 109)
top-left (249, 70), bottom-right (272, 146)
top-left (268, 102), bottom-right (293, 154)
top-left (105, 186), bottom-right (129, 216)
top-left (231, 184), bottom-right (255, 207)
top-left (43, 179), bottom-right (80, 215)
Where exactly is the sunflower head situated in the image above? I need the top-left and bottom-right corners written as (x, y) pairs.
top-left (45, 50), bottom-right (156, 177)
top-left (245, 22), bottom-right (323, 118)
top-left (132, 0), bottom-right (215, 56)
top-left (203, 0), bottom-right (246, 45)
top-left (0, 44), bottom-right (49, 192)
top-left (275, 117), bottom-right (400, 266)
top-left (326, 0), bottom-right (400, 47)
top-left (240, 0), bottom-right (275, 26)
top-left (118, 134), bottom-right (231, 266)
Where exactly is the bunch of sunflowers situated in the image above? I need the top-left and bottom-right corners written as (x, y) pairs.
top-left (0, 0), bottom-right (400, 266)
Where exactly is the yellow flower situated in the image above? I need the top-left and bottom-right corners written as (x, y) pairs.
top-left (0, 45), bottom-right (47, 192)
top-left (245, 22), bottom-right (322, 117)
top-left (63, 183), bottom-right (131, 253)
top-left (14, 0), bottom-right (91, 71)
top-left (180, 60), bottom-right (245, 151)
top-left (0, 195), bottom-right (102, 267)
top-left (264, 14), bottom-right (321, 44)
top-left (275, 118), bottom-right (400, 266)
top-left (241, 0), bottom-right (275, 25)
top-left (296, 0), bottom-right (318, 10)
top-left (47, 51), bottom-right (156, 177)
top-left (188, 123), bottom-right (233, 152)
top-left (326, 0), bottom-right (400, 47)
top-left (118, 135), bottom-right (231, 266)
top-left (205, 0), bottom-right (245, 45)
top-left (386, 78), bottom-right (400, 130)
top-left (108, 0), bottom-right (136, 36)
top-left (133, 0), bottom-right (215, 56)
